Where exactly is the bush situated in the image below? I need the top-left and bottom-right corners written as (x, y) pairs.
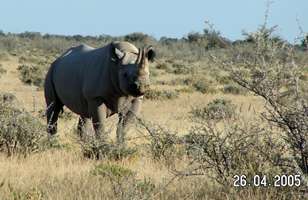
top-left (0, 64), bottom-right (7, 76)
top-left (223, 83), bottom-right (247, 95)
top-left (0, 92), bottom-right (16, 105)
top-left (175, 87), bottom-right (194, 94)
top-left (17, 64), bottom-right (44, 88)
top-left (149, 126), bottom-right (178, 161)
top-left (191, 98), bottom-right (236, 121)
top-left (215, 74), bottom-right (232, 84)
top-left (91, 163), bottom-right (135, 179)
top-left (155, 62), bottom-right (169, 70)
top-left (124, 32), bottom-right (155, 44)
top-left (80, 136), bottom-right (137, 160)
top-left (6, 186), bottom-right (44, 200)
top-left (172, 63), bottom-right (194, 74)
top-left (136, 120), bottom-right (181, 166)
top-left (144, 89), bottom-right (179, 100)
top-left (182, 118), bottom-right (298, 188)
top-left (215, 26), bottom-right (308, 176)
top-left (0, 51), bottom-right (9, 61)
top-left (91, 163), bottom-right (156, 199)
top-left (0, 102), bottom-right (45, 156)
top-left (185, 76), bottom-right (216, 94)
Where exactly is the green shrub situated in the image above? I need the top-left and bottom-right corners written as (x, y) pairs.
top-left (149, 129), bottom-right (178, 161)
top-left (172, 63), bottom-right (194, 74)
top-left (182, 119), bottom-right (295, 187)
top-left (192, 78), bottom-right (216, 94)
top-left (168, 76), bottom-right (216, 94)
top-left (0, 92), bottom-right (16, 105)
top-left (6, 185), bottom-right (44, 200)
top-left (124, 32), bottom-right (155, 44)
top-left (0, 103), bottom-right (45, 156)
top-left (155, 62), bottom-right (174, 74)
top-left (215, 74), bottom-right (232, 84)
top-left (91, 163), bottom-right (135, 179)
top-left (223, 84), bottom-right (247, 95)
top-left (80, 136), bottom-right (137, 160)
top-left (137, 120), bottom-right (180, 163)
top-left (150, 68), bottom-right (159, 77)
top-left (91, 163), bottom-right (156, 199)
top-left (135, 178), bottom-right (156, 195)
top-left (0, 64), bottom-right (7, 76)
top-left (191, 98), bottom-right (235, 121)
top-left (0, 51), bottom-right (9, 61)
top-left (155, 62), bottom-right (169, 70)
top-left (175, 87), bottom-right (194, 94)
top-left (17, 64), bottom-right (44, 88)
top-left (299, 73), bottom-right (308, 81)
top-left (144, 89), bottom-right (179, 100)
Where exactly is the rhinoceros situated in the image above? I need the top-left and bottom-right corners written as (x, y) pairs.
top-left (44, 41), bottom-right (155, 144)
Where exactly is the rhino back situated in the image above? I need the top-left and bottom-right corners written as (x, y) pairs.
top-left (52, 44), bottom-right (111, 116)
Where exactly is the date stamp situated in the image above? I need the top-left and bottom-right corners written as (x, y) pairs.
top-left (233, 174), bottom-right (301, 187)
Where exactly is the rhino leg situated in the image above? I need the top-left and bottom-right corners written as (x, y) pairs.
top-left (88, 100), bottom-right (107, 140)
top-left (77, 116), bottom-right (91, 138)
top-left (46, 101), bottom-right (63, 135)
top-left (116, 98), bottom-right (142, 145)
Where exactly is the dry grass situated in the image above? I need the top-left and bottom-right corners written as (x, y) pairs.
top-left (0, 45), bottom-right (306, 199)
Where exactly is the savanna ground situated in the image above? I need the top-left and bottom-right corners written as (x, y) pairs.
top-left (0, 21), bottom-right (307, 199)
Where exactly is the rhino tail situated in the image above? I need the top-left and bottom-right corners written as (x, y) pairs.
top-left (44, 60), bottom-right (64, 114)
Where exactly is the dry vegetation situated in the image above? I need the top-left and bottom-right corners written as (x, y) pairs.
top-left (0, 20), bottom-right (307, 200)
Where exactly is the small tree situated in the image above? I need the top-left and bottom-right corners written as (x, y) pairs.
top-left (213, 27), bottom-right (308, 178)
top-left (301, 34), bottom-right (308, 50)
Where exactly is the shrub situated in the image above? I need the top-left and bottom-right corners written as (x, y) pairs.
top-left (91, 163), bottom-right (135, 179)
top-left (6, 186), bottom-right (44, 200)
top-left (155, 62), bottom-right (169, 70)
top-left (0, 64), bottom-right (7, 76)
top-left (215, 74), bottom-right (232, 84)
top-left (186, 76), bottom-right (216, 94)
top-left (223, 83), bottom-right (247, 95)
top-left (150, 68), bottom-right (159, 77)
top-left (217, 27), bottom-right (308, 176)
top-left (137, 120), bottom-right (180, 164)
top-left (181, 118), bottom-right (296, 188)
top-left (124, 32), bottom-right (155, 43)
top-left (155, 62), bottom-right (175, 74)
top-left (80, 136), bottom-right (137, 160)
top-left (175, 87), bottom-right (194, 94)
top-left (172, 63), bottom-right (194, 74)
top-left (0, 102), bottom-right (45, 156)
top-left (192, 79), bottom-right (211, 93)
top-left (144, 89), bottom-right (179, 100)
top-left (17, 64), bottom-right (44, 88)
top-left (0, 51), bottom-right (9, 61)
top-left (91, 163), bottom-right (156, 199)
top-left (191, 98), bottom-right (236, 121)
top-left (0, 92), bottom-right (16, 104)
top-left (149, 127), bottom-right (178, 161)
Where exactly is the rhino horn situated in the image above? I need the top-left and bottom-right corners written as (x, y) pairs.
top-left (135, 48), bottom-right (142, 64)
top-left (138, 48), bottom-right (149, 75)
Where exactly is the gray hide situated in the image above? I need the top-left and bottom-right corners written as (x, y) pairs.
top-left (44, 41), bottom-right (155, 144)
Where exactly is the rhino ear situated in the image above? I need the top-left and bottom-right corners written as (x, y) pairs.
top-left (146, 46), bottom-right (156, 62)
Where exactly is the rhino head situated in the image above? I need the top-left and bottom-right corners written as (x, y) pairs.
top-left (111, 42), bottom-right (155, 97)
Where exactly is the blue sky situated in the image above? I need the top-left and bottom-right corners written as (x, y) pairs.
top-left (0, 0), bottom-right (307, 42)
